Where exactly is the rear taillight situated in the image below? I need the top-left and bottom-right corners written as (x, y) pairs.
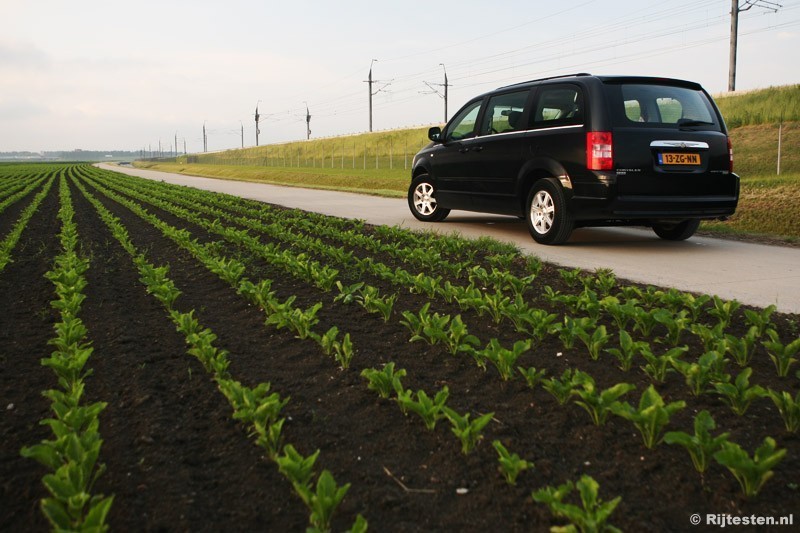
top-left (727, 137), bottom-right (734, 172)
top-left (586, 131), bottom-right (613, 171)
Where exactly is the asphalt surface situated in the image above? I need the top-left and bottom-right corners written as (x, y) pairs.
top-left (97, 163), bottom-right (800, 314)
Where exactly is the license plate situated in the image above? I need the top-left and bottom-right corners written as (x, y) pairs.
top-left (659, 152), bottom-right (700, 165)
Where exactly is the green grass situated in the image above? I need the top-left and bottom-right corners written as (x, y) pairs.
top-left (715, 85), bottom-right (800, 128)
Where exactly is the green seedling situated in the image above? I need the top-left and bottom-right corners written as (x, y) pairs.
top-left (476, 339), bottom-right (531, 381)
top-left (543, 369), bottom-right (582, 405)
top-left (611, 385), bottom-right (686, 449)
top-left (639, 345), bottom-right (687, 383)
top-left (532, 475), bottom-right (622, 533)
top-left (605, 330), bottom-right (648, 371)
top-left (492, 440), bottom-right (534, 485)
top-left (442, 407), bottom-right (494, 454)
top-left (708, 295), bottom-right (741, 329)
top-left (712, 367), bottom-right (766, 415)
top-left (713, 437), bottom-right (786, 498)
top-left (765, 388), bottom-right (800, 433)
top-left (664, 410), bottom-right (731, 473)
top-left (762, 329), bottom-right (800, 377)
top-left (576, 324), bottom-right (611, 361)
top-left (518, 366), bottom-right (547, 390)
top-left (572, 373), bottom-right (635, 426)
top-left (398, 387), bottom-right (449, 430)
top-left (672, 350), bottom-right (729, 396)
top-left (360, 363), bottom-right (407, 399)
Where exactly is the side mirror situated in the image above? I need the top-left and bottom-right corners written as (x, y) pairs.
top-left (428, 126), bottom-right (442, 142)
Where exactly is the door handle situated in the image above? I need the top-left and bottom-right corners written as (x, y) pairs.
top-left (473, 146), bottom-right (484, 152)
top-left (458, 147), bottom-right (470, 153)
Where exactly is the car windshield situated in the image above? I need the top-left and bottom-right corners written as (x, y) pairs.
top-left (612, 83), bottom-right (719, 129)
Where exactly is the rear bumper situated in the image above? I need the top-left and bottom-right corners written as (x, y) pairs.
top-left (569, 172), bottom-right (739, 221)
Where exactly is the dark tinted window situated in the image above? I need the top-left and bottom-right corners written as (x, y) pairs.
top-left (480, 90), bottom-right (529, 135)
top-left (445, 100), bottom-right (482, 141)
top-left (615, 84), bottom-right (719, 128)
top-left (530, 85), bottom-right (584, 128)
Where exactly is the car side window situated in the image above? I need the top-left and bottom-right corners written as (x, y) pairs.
top-left (479, 90), bottom-right (529, 136)
top-left (445, 100), bottom-right (482, 142)
top-left (530, 85), bottom-right (584, 128)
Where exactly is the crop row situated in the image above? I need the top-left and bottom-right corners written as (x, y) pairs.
top-left (70, 171), bottom-right (366, 532)
top-left (70, 166), bottom-right (797, 528)
top-left (5, 163), bottom-right (797, 530)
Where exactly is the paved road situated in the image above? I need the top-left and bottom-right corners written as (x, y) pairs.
top-left (97, 164), bottom-right (800, 314)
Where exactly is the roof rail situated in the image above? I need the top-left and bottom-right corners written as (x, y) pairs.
top-left (499, 72), bottom-right (591, 90)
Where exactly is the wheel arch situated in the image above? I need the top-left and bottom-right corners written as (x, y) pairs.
top-left (515, 158), bottom-right (573, 214)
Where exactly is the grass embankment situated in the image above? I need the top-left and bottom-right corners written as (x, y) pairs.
top-left (138, 86), bottom-right (800, 242)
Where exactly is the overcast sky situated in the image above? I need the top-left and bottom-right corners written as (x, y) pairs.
top-left (1, 0), bottom-right (798, 153)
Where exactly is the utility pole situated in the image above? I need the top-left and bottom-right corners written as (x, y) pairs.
top-left (254, 101), bottom-right (261, 146)
top-left (364, 59), bottom-right (391, 132)
top-left (729, 0), bottom-right (782, 91)
top-left (366, 59), bottom-right (377, 132)
top-left (240, 121), bottom-right (244, 148)
top-left (203, 122), bottom-right (207, 152)
top-left (183, 138), bottom-right (186, 155)
top-left (423, 63), bottom-right (451, 122)
top-left (175, 132), bottom-right (178, 157)
top-left (305, 102), bottom-right (311, 140)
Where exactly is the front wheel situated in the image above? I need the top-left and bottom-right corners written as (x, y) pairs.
top-left (525, 178), bottom-right (574, 245)
top-left (653, 219), bottom-right (700, 241)
top-left (408, 175), bottom-right (450, 222)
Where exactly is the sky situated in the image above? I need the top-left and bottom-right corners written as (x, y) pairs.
top-left (1, 0), bottom-right (798, 153)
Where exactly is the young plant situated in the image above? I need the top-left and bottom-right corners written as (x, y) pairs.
top-left (555, 316), bottom-right (595, 350)
top-left (442, 407), bottom-right (494, 454)
top-left (639, 345), bottom-right (687, 383)
top-left (476, 339), bottom-right (531, 381)
top-left (518, 366), bottom-right (548, 390)
top-left (543, 369), bottom-right (582, 405)
top-left (532, 475), bottom-right (622, 533)
top-left (398, 387), bottom-right (450, 430)
top-left (725, 327), bottom-right (759, 367)
top-left (611, 385), bottom-right (686, 449)
top-left (358, 286), bottom-right (397, 322)
top-left (333, 281), bottom-right (364, 304)
top-left (664, 410), bottom-right (731, 473)
top-left (712, 367), bottom-right (766, 416)
top-left (672, 350), bottom-right (729, 396)
top-left (572, 373), bottom-right (636, 426)
top-left (762, 329), bottom-right (800, 377)
top-left (492, 440), bottom-right (534, 485)
top-left (576, 324), bottom-right (611, 361)
top-left (443, 315), bottom-right (480, 356)
top-left (764, 388), bottom-right (800, 433)
top-left (713, 437), bottom-right (786, 498)
top-left (708, 295), bottom-right (741, 329)
top-left (276, 444), bottom-right (320, 497)
top-left (653, 309), bottom-right (691, 346)
top-left (303, 470), bottom-right (351, 533)
top-left (604, 330), bottom-right (648, 371)
top-left (743, 304), bottom-right (776, 337)
top-left (360, 363), bottom-right (407, 399)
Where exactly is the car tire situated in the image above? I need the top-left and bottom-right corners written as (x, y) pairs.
top-left (525, 178), bottom-right (574, 245)
top-left (652, 219), bottom-right (700, 241)
top-left (408, 175), bottom-right (450, 222)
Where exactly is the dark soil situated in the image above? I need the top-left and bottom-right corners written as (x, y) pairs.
top-left (1, 166), bottom-right (798, 532)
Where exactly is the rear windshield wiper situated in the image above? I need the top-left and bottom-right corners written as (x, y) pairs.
top-left (677, 118), bottom-right (714, 129)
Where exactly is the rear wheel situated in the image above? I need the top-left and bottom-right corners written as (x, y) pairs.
top-left (525, 178), bottom-right (574, 245)
top-left (653, 219), bottom-right (700, 241)
top-left (408, 175), bottom-right (450, 222)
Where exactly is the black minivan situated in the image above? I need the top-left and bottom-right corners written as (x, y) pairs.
top-left (407, 73), bottom-right (739, 244)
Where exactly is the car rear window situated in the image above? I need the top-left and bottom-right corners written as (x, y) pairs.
top-left (611, 83), bottom-right (720, 130)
